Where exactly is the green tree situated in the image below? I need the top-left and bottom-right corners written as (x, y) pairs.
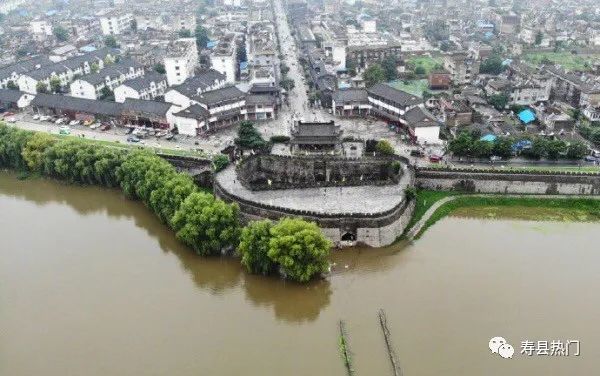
top-left (50, 77), bottom-right (62, 93)
top-left (100, 86), bottom-right (114, 101)
top-left (363, 63), bottom-right (386, 88)
top-left (414, 65), bottom-right (426, 75)
top-left (522, 137), bottom-right (548, 159)
top-left (375, 139), bottom-right (395, 155)
top-left (36, 81), bottom-right (48, 94)
top-left (448, 132), bottom-right (473, 157)
top-left (22, 133), bottom-right (56, 172)
top-left (546, 139), bottom-right (567, 160)
top-left (279, 78), bottom-right (295, 91)
top-left (235, 121), bottom-right (267, 150)
top-left (479, 55), bottom-right (505, 75)
top-left (153, 63), bottom-right (166, 74)
top-left (380, 56), bottom-right (399, 81)
top-left (171, 192), bottom-right (240, 256)
top-left (104, 35), bottom-right (118, 48)
top-left (471, 139), bottom-right (494, 158)
top-left (195, 25), bottom-right (209, 50)
top-left (149, 174), bottom-right (197, 225)
top-left (488, 94), bottom-right (509, 110)
top-left (492, 137), bottom-right (514, 159)
top-left (178, 29), bottom-right (192, 38)
top-left (268, 218), bottom-right (331, 283)
top-left (91, 62), bottom-right (100, 73)
top-left (53, 25), bottom-right (69, 42)
top-left (535, 30), bottom-right (543, 45)
top-left (566, 141), bottom-right (588, 160)
top-left (212, 154), bottom-right (230, 172)
top-left (238, 220), bottom-right (276, 275)
top-left (6, 80), bottom-right (18, 90)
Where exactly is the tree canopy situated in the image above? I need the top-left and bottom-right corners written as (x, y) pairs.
top-left (235, 121), bottom-right (267, 150)
top-left (363, 64), bottom-right (386, 88)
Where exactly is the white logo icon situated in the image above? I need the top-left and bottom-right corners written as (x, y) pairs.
top-left (489, 337), bottom-right (513, 359)
top-left (498, 343), bottom-right (515, 359)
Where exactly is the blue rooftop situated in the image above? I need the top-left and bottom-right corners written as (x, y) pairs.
top-left (480, 134), bottom-right (497, 142)
top-left (518, 109), bottom-right (536, 124)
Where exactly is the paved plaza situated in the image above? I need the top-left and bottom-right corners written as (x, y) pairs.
top-left (216, 165), bottom-right (411, 215)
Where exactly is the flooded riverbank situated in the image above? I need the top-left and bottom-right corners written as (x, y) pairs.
top-left (1, 172), bottom-right (598, 375)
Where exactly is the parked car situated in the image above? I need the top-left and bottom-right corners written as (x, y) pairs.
top-left (584, 155), bottom-right (598, 162)
top-left (39, 115), bottom-right (51, 121)
top-left (2, 111), bottom-right (15, 117)
top-left (410, 149), bottom-right (425, 157)
top-left (69, 120), bottom-right (80, 126)
top-left (5, 116), bottom-right (17, 123)
top-left (58, 126), bottom-right (70, 135)
top-left (90, 122), bottom-right (102, 130)
top-left (32, 114), bottom-right (40, 120)
top-left (127, 136), bottom-right (141, 143)
top-left (490, 155), bottom-right (502, 162)
top-left (55, 118), bottom-right (65, 125)
top-left (429, 155), bottom-right (442, 163)
top-left (100, 123), bottom-right (111, 131)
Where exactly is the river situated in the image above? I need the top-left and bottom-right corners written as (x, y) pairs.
top-left (0, 172), bottom-right (598, 375)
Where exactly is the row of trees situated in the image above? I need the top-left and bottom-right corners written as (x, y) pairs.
top-left (448, 131), bottom-right (589, 160)
top-left (0, 124), bottom-right (331, 282)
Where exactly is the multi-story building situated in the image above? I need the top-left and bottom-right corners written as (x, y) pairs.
top-left (69, 60), bottom-right (145, 100)
top-left (114, 72), bottom-right (168, 103)
top-left (246, 22), bottom-right (279, 87)
top-left (164, 38), bottom-right (198, 86)
top-left (99, 11), bottom-right (134, 35)
top-left (443, 52), bottom-right (479, 85)
top-left (210, 34), bottom-right (237, 84)
top-left (30, 20), bottom-right (53, 36)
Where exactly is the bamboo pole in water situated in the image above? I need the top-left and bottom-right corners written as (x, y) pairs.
top-left (339, 320), bottom-right (355, 376)
top-left (378, 309), bottom-right (403, 376)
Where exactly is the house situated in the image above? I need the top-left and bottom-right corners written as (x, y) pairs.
top-left (99, 11), bottom-right (133, 35)
top-left (404, 106), bottom-right (441, 144)
top-left (0, 89), bottom-right (34, 109)
top-left (172, 105), bottom-right (211, 136)
top-left (164, 69), bottom-right (227, 108)
top-left (120, 98), bottom-right (179, 129)
top-left (331, 88), bottom-right (370, 116)
top-left (192, 85), bottom-right (247, 128)
top-left (367, 83), bottom-right (423, 124)
top-left (428, 71), bottom-right (451, 90)
top-left (114, 72), bottom-right (168, 103)
top-left (443, 52), bottom-right (480, 85)
top-left (31, 93), bottom-right (123, 122)
top-left (69, 60), bottom-right (145, 100)
top-left (0, 56), bottom-right (53, 89)
top-left (583, 106), bottom-right (600, 122)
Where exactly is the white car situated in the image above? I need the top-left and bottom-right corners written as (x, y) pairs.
top-left (69, 120), bottom-right (80, 126)
top-left (6, 116), bottom-right (17, 123)
top-left (90, 123), bottom-right (102, 130)
top-left (32, 114), bottom-right (40, 120)
top-left (39, 115), bottom-right (51, 121)
top-left (55, 118), bottom-right (65, 124)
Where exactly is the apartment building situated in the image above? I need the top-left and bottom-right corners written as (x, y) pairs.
top-left (210, 34), bottom-right (237, 84)
top-left (99, 11), bottom-right (134, 35)
top-left (164, 38), bottom-right (199, 86)
top-left (114, 72), bottom-right (168, 103)
top-left (443, 52), bottom-right (480, 85)
top-left (69, 60), bottom-right (145, 100)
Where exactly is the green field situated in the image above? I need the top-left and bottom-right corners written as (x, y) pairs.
top-left (522, 51), bottom-right (600, 71)
top-left (387, 79), bottom-right (430, 97)
top-left (406, 56), bottom-right (443, 74)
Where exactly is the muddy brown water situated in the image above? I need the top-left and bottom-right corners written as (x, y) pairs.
top-left (0, 172), bottom-right (598, 375)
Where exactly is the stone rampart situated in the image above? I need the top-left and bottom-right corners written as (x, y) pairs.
top-left (416, 168), bottom-right (600, 195)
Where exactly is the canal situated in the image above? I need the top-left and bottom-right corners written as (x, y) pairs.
top-left (0, 172), bottom-right (598, 375)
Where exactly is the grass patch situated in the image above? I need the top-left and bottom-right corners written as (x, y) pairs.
top-left (416, 196), bottom-right (600, 238)
top-left (55, 134), bottom-right (209, 159)
top-left (387, 79), bottom-right (429, 97)
top-left (406, 56), bottom-right (443, 74)
top-left (522, 52), bottom-right (600, 71)
top-left (405, 189), bottom-right (460, 231)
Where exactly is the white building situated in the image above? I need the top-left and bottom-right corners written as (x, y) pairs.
top-left (69, 60), bottom-right (144, 100)
top-left (99, 12), bottom-right (133, 35)
top-left (164, 69), bottom-right (227, 108)
top-left (0, 0), bottom-right (25, 14)
top-left (210, 34), bottom-right (237, 84)
top-left (30, 20), bottom-right (53, 36)
top-left (164, 38), bottom-right (199, 86)
top-left (114, 72), bottom-right (168, 103)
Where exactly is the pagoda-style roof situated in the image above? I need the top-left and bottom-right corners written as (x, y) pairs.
top-left (290, 120), bottom-right (342, 145)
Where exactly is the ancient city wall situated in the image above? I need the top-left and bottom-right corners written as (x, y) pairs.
top-left (237, 154), bottom-right (402, 191)
top-left (416, 168), bottom-right (600, 195)
top-left (214, 173), bottom-right (415, 248)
